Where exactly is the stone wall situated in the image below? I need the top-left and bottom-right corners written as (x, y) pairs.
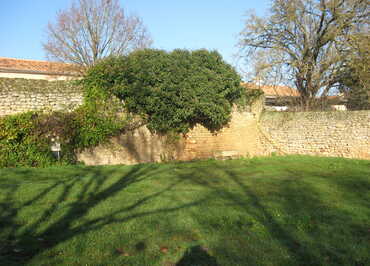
top-left (259, 111), bottom-right (370, 159)
top-left (77, 126), bottom-right (183, 166)
top-left (1, 77), bottom-right (369, 164)
top-left (78, 104), bottom-right (370, 165)
top-left (0, 72), bottom-right (76, 81)
top-left (0, 78), bottom-right (83, 116)
top-left (77, 107), bottom-right (262, 165)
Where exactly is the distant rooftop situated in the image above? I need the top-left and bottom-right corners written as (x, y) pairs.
top-left (243, 83), bottom-right (300, 97)
top-left (0, 57), bottom-right (81, 76)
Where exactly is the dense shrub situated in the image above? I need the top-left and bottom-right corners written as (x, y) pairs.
top-left (0, 112), bottom-right (55, 167)
top-left (0, 107), bottom-right (129, 168)
top-left (84, 49), bottom-right (254, 134)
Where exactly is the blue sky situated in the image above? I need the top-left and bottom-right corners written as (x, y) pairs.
top-left (0, 0), bottom-right (270, 67)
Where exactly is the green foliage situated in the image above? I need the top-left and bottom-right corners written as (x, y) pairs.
top-left (0, 82), bottom-right (129, 168)
top-left (0, 112), bottom-right (55, 167)
top-left (1, 49), bottom-right (257, 167)
top-left (340, 33), bottom-right (370, 110)
top-left (0, 106), bottom-right (128, 168)
top-left (70, 105), bottom-right (126, 149)
top-left (342, 71), bottom-right (370, 110)
top-left (85, 49), bottom-right (249, 134)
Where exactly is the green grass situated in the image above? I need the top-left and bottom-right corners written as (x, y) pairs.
top-left (0, 156), bottom-right (369, 266)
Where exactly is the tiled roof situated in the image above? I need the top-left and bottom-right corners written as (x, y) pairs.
top-left (243, 83), bottom-right (300, 97)
top-left (0, 57), bottom-right (81, 76)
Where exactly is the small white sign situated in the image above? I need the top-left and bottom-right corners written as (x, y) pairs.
top-left (51, 142), bottom-right (61, 152)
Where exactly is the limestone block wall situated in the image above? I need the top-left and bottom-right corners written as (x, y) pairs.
top-left (0, 78), bottom-right (83, 116)
top-left (77, 126), bottom-right (185, 165)
top-left (1, 77), bottom-right (369, 164)
top-left (0, 72), bottom-right (76, 81)
top-left (78, 109), bottom-right (370, 166)
top-left (180, 110), bottom-right (260, 161)
top-left (77, 108), bottom-right (261, 165)
top-left (259, 111), bottom-right (370, 159)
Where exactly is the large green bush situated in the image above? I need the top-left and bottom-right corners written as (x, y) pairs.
top-left (0, 112), bottom-right (56, 167)
top-left (84, 49), bottom-right (253, 134)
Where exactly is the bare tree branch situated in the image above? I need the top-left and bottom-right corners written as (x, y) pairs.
top-left (238, 0), bottom-right (369, 110)
top-left (43, 0), bottom-right (152, 68)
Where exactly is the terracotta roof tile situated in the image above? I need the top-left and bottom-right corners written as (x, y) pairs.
top-left (0, 57), bottom-right (81, 75)
top-left (243, 83), bottom-right (300, 97)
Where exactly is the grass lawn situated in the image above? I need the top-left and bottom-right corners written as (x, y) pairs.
top-left (0, 156), bottom-right (369, 266)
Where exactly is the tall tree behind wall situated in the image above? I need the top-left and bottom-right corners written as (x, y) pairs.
top-left (339, 29), bottom-right (370, 110)
top-left (239, 0), bottom-right (369, 110)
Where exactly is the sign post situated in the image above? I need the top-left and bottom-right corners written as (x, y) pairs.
top-left (51, 137), bottom-right (61, 160)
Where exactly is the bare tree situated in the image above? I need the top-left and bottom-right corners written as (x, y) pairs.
top-left (239, 0), bottom-right (369, 110)
top-left (43, 0), bottom-right (152, 68)
top-left (339, 31), bottom-right (370, 109)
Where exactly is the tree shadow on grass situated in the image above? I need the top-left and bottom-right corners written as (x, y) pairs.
top-left (1, 159), bottom-right (369, 265)
top-left (0, 163), bottom-right (206, 265)
top-left (176, 245), bottom-right (219, 266)
top-left (173, 163), bottom-right (370, 265)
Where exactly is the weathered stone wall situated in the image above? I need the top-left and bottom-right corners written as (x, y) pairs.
top-left (0, 78), bottom-right (83, 116)
top-left (259, 111), bottom-right (370, 159)
top-left (77, 107), bottom-right (262, 165)
top-left (1, 77), bottom-right (369, 164)
top-left (77, 126), bottom-right (184, 166)
top-left (0, 72), bottom-right (76, 81)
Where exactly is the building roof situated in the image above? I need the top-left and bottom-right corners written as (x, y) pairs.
top-left (0, 57), bottom-right (81, 76)
top-left (243, 83), bottom-right (300, 97)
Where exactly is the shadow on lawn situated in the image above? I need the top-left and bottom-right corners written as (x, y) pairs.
top-left (0, 164), bottom-right (205, 265)
top-left (0, 160), bottom-right (368, 265)
top-left (173, 164), bottom-right (369, 265)
top-left (176, 245), bottom-right (219, 266)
